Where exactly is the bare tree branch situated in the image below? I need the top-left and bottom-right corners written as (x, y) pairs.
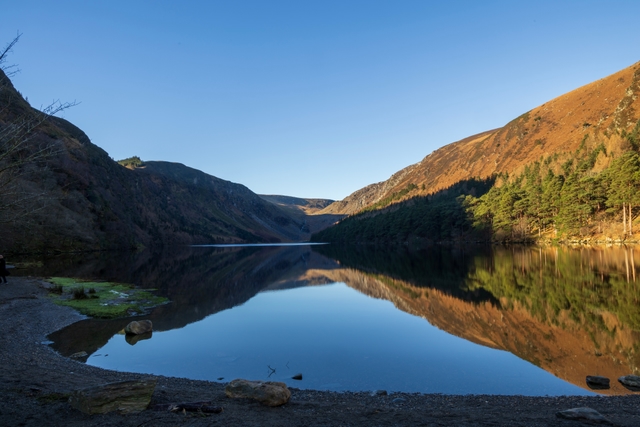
top-left (0, 32), bottom-right (22, 78)
top-left (0, 33), bottom-right (77, 231)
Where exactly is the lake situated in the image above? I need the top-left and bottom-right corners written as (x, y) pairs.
top-left (28, 244), bottom-right (640, 396)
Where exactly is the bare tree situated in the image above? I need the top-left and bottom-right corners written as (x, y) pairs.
top-left (0, 32), bottom-right (21, 78)
top-left (0, 33), bottom-right (77, 228)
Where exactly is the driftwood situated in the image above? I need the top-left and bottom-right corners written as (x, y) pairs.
top-left (152, 401), bottom-right (223, 414)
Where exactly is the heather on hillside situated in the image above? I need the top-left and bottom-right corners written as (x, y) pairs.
top-left (467, 120), bottom-right (640, 241)
top-left (312, 119), bottom-right (640, 244)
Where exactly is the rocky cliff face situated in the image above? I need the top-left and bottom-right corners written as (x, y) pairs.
top-left (324, 61), bottom-right (640, 215)
top-left (320, 163), bottom-right (418, 215)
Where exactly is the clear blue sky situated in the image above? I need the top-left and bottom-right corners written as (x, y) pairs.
top-left (2, 1), bottom-right (639, 200)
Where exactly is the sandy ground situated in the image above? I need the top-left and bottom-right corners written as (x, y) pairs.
top-left (1, 276), bottom-right (640, 426)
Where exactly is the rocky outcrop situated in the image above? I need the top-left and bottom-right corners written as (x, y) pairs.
top-left (320, 164), bottom-right (417, 215)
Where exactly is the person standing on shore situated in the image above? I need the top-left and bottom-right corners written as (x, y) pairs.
top-left (0, 255), bottom-right (8, 284)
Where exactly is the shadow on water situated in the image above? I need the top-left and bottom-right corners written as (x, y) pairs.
top-left (45, 245), bottom-right (340, 359)
top-left (314, 244), bottom-right (500, 305)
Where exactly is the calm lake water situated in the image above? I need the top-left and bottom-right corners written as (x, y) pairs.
top-left (27, 244), bottom-right (640, 395)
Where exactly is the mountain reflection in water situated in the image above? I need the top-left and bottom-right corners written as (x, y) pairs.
top-left (41, 244), bottom-right (640, 395)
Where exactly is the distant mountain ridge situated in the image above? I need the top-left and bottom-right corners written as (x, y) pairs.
top-left (321, 61), bottom-right (640, 216)
top-left (258, 194), bottom-right (343, 235)
top-left (258, 194), bottom-right (334, 214)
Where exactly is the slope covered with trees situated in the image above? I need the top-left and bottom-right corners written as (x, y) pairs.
top-left (315, 61), bottom-right (640, 244)
top-left (466, 125), bottom-right (640, 242)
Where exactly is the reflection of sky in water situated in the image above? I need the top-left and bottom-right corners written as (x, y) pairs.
top-left (88, 282), bottom-right (592, 396)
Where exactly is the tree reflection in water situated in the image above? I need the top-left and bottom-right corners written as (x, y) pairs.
top-left (36, 244), bottom-right (640, 395)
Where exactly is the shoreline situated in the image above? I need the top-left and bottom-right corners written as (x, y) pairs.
top-left (1, 276), bottom-right (640, 426)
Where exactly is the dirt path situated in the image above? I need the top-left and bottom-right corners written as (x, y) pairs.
top-left (1, 276), bottom-right (639, 426)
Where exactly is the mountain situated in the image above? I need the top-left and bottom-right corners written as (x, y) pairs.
top-left (321, 61), bottom-right (640, 216)
top-left (0, 69), bottom-right (312, 252)
top-left (259, 194), bottom-right (334, 215)
top-left (258, 194), bottom-right (343, 234)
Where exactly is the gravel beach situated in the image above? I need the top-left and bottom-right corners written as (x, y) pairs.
top-left (1, 276), bottom-right (639, 426)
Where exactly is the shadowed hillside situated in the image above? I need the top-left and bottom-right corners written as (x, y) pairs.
top-left (259, 194), bottom-right (344, 235)
top-left (0, 69), bottom-right (310, 252)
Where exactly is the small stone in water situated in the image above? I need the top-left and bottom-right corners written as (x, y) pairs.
top-left (124, 320), bottom-right (153, 335)
top-left (586, 375), bottom-right (610, 390)
top-left (292, 373), bottom-right (303, 380)
top-left (371, 390), bottom-right (388, 396)
top-left (618, 375), bottom-right (640, 391)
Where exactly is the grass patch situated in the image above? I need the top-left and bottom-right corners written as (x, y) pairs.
top-left (46, 277), bottom-right (168, 318)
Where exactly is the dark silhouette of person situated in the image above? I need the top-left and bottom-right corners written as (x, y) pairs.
top-left (0, 255), bottom-right (8, 283)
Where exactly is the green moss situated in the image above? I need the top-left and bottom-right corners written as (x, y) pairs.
top-left (47, 277), bottom-right (168, 318)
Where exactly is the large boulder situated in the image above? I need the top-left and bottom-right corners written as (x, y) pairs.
top-left (68, 379), bottom-right (157, 414)
top-left (225, 379), bottom-right (291, 407)
top-left (124, 320), bottom-right (153, 335)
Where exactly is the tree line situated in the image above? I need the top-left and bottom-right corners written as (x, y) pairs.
top-left (468, 121), bottom-right (640, 241)
top-left (312, 119), bottom-right (640, 244)
top-left (312, 177), bottom-right (494, 244)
